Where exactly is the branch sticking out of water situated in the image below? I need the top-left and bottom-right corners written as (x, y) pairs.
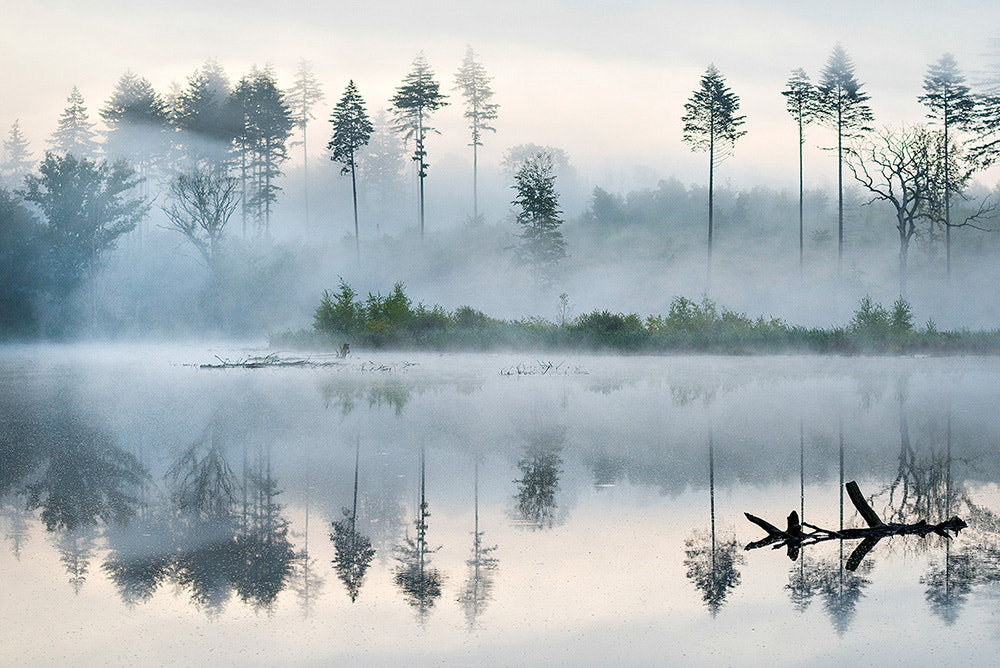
top-left (744, 480), bottom-right (967, 570)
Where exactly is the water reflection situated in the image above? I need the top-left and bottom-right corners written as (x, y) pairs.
top-left (394, 444), bottom-right (444, 619)
top-left (457, 461), bottom-right (499, 629)
top-left (331, 438), bottom-right (376, 602)
top-left (513, 427), bottom-right (565, 530)
top-left (7, 352), bottom-right (1000, 662)
top-left (684, 431), bottom-right (744, 616)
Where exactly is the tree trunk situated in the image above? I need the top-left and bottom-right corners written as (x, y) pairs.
top-left (351, 157), bottom-right (360, 263)
top-left (798, 110), bottom-right (804, 274)
top-left (898, 213), bottom-right (910, 299)
top-left (707, 115), bottom-right (715, 287)
top-left (837, 99), bottom-right (844, 280)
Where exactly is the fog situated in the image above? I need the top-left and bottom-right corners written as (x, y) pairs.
top-left (3, 4), bottom-right (1000, 339)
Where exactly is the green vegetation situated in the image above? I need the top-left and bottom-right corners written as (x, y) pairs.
top-left (290, 281), bottom-right (1000, 354)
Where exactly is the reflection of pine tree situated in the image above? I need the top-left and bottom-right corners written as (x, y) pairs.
top-left (786, 553), bottom-right (821, 612)
top-left (457, 462), bottom-right (498, 629)
top-left (231, 453), bottom-right (296, 611)
top-left (683, 530), bottom-right (744, 616)
top-left (815, 551), bottom-right (873, 636)
top-left (102, 515), bottom-right (173, 607)
top-left (2, 503), bottom-right (31, 560)
top-left (921, 547), bottom-right (977, 626)
top-left (513, 428), bottom-right (564, 530)
top-left (332, 509), bottom-right (375, 602)
top-left (171, 539), bottom-right (237, 615)
top-left (55, 528), bottom-right (97, 594)
top-left (684, 430), bottom-right (744, 616)
top-left (331, 438), bottom-right (375, 602)
top-left (394, 447), bottom-right (444, 619)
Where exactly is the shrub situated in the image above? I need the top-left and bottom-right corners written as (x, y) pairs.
top-left (314, 278), bottom-right (363, 335)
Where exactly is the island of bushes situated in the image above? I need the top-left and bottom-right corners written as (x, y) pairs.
top-left (272, 280), bottom-right (1000, 355)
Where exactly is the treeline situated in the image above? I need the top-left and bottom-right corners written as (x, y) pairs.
top-left (296, 281), bottom-right (997, 354)
top-left (6, 41), bottom-right (1000, 340)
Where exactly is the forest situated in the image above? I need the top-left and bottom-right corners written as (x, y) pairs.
top-left (3, 43), bottom-right (1000, 346)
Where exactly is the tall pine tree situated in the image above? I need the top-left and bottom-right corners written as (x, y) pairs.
top-left (453, 46), bottom-right (499, 223)
top-left (49, 86), bottom-right (99, 159)
top-left (814, 44), bottom-right (874, 278)
top-left (328, 80), bottom-right (373, 260)
top-left (286, 58), bottom-right (325, 232)
top-left (782, 69), bottom-right (817, 272)
top-left (1, 120), bottom-right (34, 188)
top-left (919, 53), bottom-right (976, 279)
top-left (391, 52), bottom-right (448, 242)
top-left (682, 64), bottom-right (746, 282)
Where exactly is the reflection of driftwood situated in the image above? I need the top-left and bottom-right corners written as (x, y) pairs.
top-left (745, 481), bottom-right (966, 571)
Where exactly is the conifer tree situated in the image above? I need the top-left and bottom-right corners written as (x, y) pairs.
top-left (682, 64), bottom-right (746, 280)
top-left (286, 58), bottom-right (325, 231)
top-left (231, 65), bottom-right (293, 236)
top-left (391, 52), bottom-right (448, 241)
top-left (172, 60), bottom-right (235, 171)
top-left (919, 53), bottom-right (976, 279)
top-left (453, 46), bottom-right (499, 223)
top-left (328, 81), bottom-right (373, 260)
top-left (814, 44), bottom-right (874, 277)
top-left (1, 120), bottom-right (34, 188)
top-left (359, 109), bottom-right (407, 235)
top-left (100, 71), bottom-right (170, 212)
top-left (511, 153), bottom-right (566, 284)
top-left (782, 69), bottom-right (817, 272)
top-left (49, 86), bottom-right (99, 159)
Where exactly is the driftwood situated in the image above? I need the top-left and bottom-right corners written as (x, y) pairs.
top-left (744, 480), bottom-right (966, 570)
top-left (199, 354), bottom-right (345, 369)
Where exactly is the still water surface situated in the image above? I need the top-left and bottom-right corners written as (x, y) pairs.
top-left (2, 346), bottom-right (999, 666)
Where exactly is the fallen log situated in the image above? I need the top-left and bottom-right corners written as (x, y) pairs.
top-left (744, 480), bottom-right (966, 570)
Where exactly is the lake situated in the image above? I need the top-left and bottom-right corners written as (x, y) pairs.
top-left (2, 346), bottom-right (999, 666)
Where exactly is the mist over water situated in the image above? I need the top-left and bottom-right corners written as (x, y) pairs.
top-left (2, 348), bottom-right (1000, 664)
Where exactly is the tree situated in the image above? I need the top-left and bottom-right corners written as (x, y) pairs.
top-left (1, 120), bottom-right (34, 188)
top-left (171, 59), bottom-right (235, 171)
top-left (100, 71), bottom-right (170, 183)
top-left (919, 54), bottom-right (976, 279)
top-left (682, 64), bottom-right (746, 280)
top-left (814, 44), bottom-right (874, 277)
top-left (782, 69), bottom-right (817, 271)
top-left (231, 65), bottom-right (294, 236)
top-left (359, 109), bottom-right (407, 235)
top-left (454, 45), bottom-right (499, 223)
top-left (0, 189), bottom-right (45, 336)
top-left (49, 86), bottom-right (99, 160)
top-left (161, 167), bottom-right (240, 269)
top-left (847, 126), bottom-right (969, 298)
top-left (511, 153), bottom-right (566, 284)
top-left (391, 52), bottom-right (448, 241)
top-left (21, 153), bottom-right (148, 310)
top-left (286, 58), bottom-right (325, 232)
top-left (328, 80), bottom-right (373, 260)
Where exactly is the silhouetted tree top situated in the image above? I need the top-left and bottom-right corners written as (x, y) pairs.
top-left (328, 80), bottom-right (373, 176)
top-left (682, 64), bottom-right (747, 158)
top-left (815, 44), bottom-right (874, 137)
top-left (49, 86), bottom-right (99, 159)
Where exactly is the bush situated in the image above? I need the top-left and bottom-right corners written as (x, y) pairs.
top-left (314, 278), bottom-right (363, 336)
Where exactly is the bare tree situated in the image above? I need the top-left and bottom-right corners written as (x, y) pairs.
top-left (162, 168), bottom-right (240, 269)
top-left (847, 126), bottom-right (987, 298)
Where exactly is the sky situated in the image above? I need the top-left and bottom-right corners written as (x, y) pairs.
top-left (3, 0), bottom-right (1000, 193)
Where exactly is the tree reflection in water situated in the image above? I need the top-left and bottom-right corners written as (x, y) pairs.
top-left (394, 444), bottom-right (444, 620)
top-left (684, 431), bottom-right (744, 616)
top-left (55, 527), bottom-right (97, 594)
top-left (457, 461), bottom-right (499, 629)
top-left (331, 438), bottom-right (375, 602)
top-left (161, 421), bottom-right (296, 614)
top-left (513, 427), bottom-right (565, 530)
